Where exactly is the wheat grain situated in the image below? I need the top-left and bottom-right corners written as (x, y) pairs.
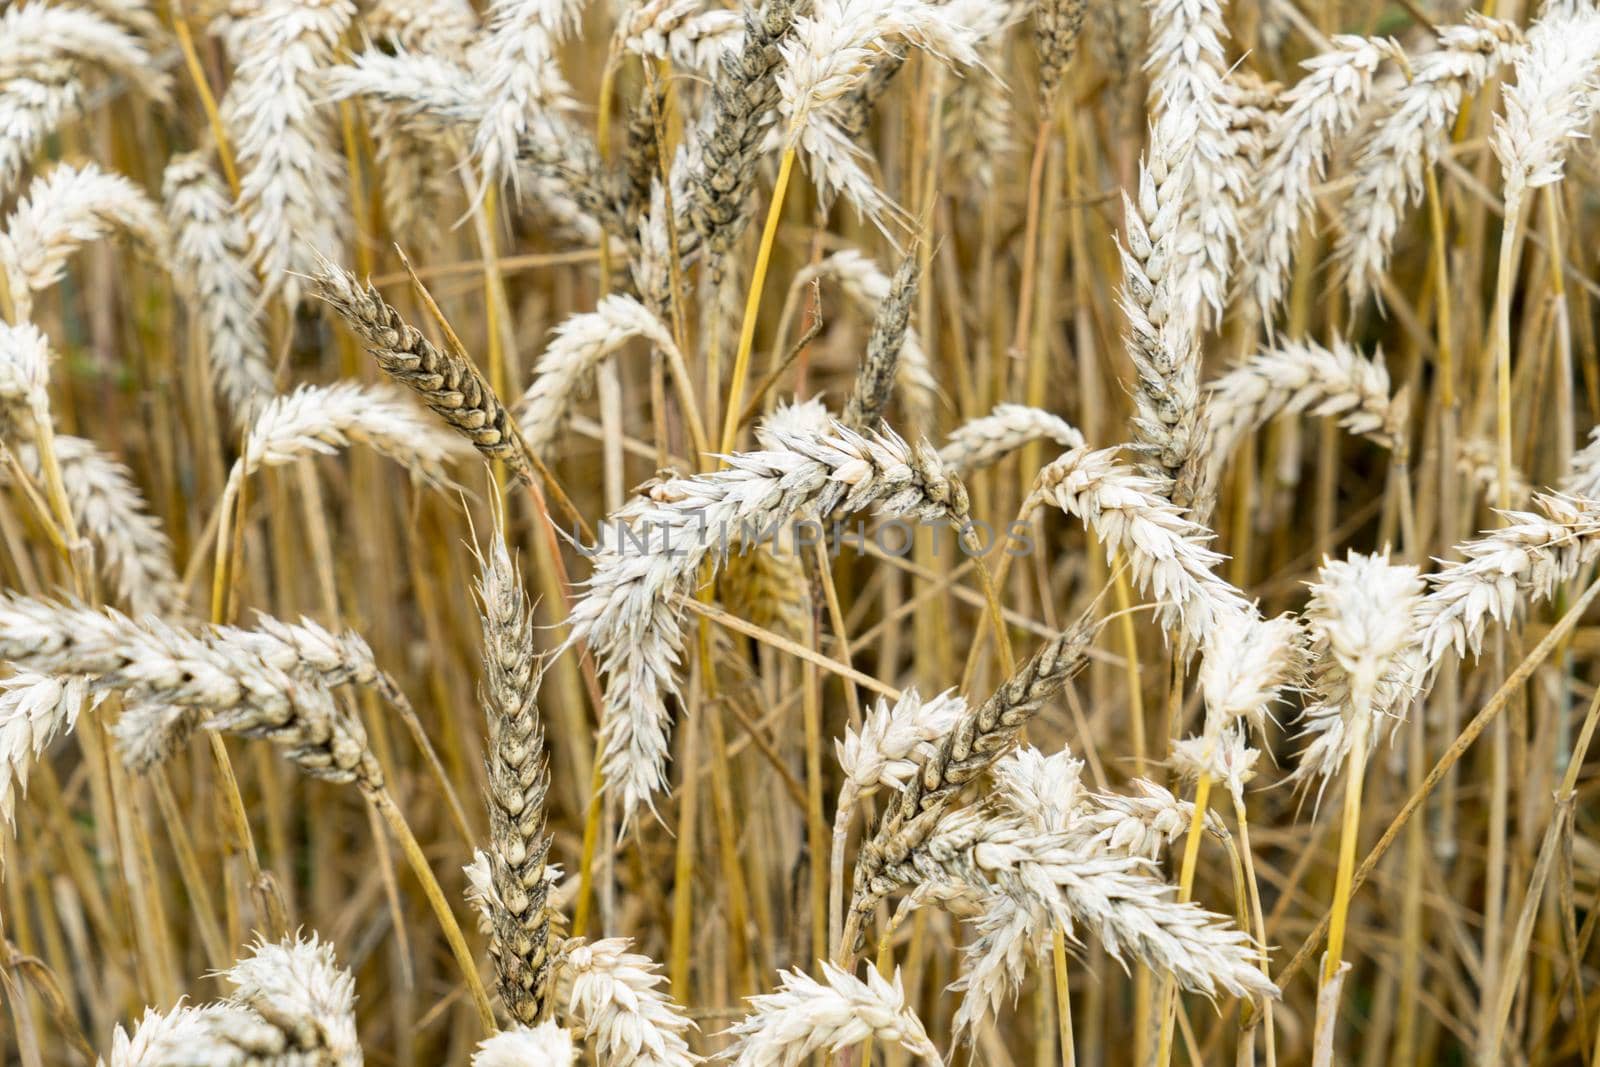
top-left (1492, 6), bottom-right (1600, 210)
top-left (843, 250), bottom-right (919, 432)
top-left (721, 963), bottom-right (941, 1066)
top-left (310, 262), bottom-right (532, 480)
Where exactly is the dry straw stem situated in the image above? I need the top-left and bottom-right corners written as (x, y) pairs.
top-left (720, 962), bottom-right (941, 1066)
top-left (938, 404), bottom-right (1086, 473)
top-left (311, 259), bottom-right (533, 482)
top-left (567, 418), bottom-right (970, 823)
top-left (0, 162), bottom-right (169, 323)
top-left (477, 530), bottom-right (556, 1025)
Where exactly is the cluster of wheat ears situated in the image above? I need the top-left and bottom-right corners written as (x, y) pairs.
top-left (8, 0), bottom-right (1600, 1063)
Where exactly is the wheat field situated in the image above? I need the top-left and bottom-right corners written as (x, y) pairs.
top-left (4, 0), bottom-right (1600, 1063)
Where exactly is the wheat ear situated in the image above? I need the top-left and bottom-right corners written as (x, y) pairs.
top-left (310, 259), bottom-right (533, 481)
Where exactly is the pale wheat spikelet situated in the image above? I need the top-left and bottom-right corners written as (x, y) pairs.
top-left (1119, 135), bottom-right (1205, 505)
top-left (1562, 426), bottom-right (1600, 498)
top-left (1171, 726), bottom-right (1260, 798)
top-left (946, 744), bottom-right (1083, 1039)
top-left (568, 419), bottom-right (970, 821)
top-left (1203, 338), bottom-right (1408, 491)
top-left (843, 251), bottom-right (919, 432)
top-left (558, 937), bottom-right (700, 1067)
top-left (242, 382), bottom-right (469, 486)
top-left (223, 935), bottom-right (361, 1063)
top-left (106, 1003), bottom-right (275, 1066)
top-left (1034, 0), bottom-right (1087, 110)
top-left (477, 530), bottom-right (556, 1025)
top-left (0, 673), bottom-right (93, 830)
top-left (625, 1), bottom-right (745, 73)
top-left (1290, 551), bottom-right (1424, 787)
top-left (474, 1022), bottom-right (578, 1067)
top-left (0, 162), bottom-right (170, 322)
top-left (938, 404), bottom-right (1086, 473)
top-left (368, 0), bottom-right (478, 55)
top-left (0, 1), bottom-right (171, 103)
top-left (721, 963), bottom-right (941, 1066)
top-left (776, 0), bottom-right (979, 155)
top-left (221, 0), bottom-right (354, 308)
top-left (1145, 0), bottom-right (1244, 322)
top-left (792, 249), bottom-right (934, 413)
top-left (881, 805), bottom-right (1277, 1001)
top-left (1416, 493), bottom-right (1600, 665)
top-left (836, 688), bottom-right (967, 815)
top-left (310, 261), bottom-right (532, 480)
top-left (681, 0), bottom-right (801, 260)
top-left (1081, 778), bottom-right (1225, 861)
top-left (848, 617), bottom-right (1096, 936)
top-left (514, 294), bottom-right (681, 461)
top-left (1027, 447), bottom-right (1252, 650)
top-left (1492, 6), bottom-right (1600, 211)
top-left (1195, 609), bottom-right (1302, 740)
top-left (472, 0), bottom-right (583, 193)
top-left (0, 320), bottom-right (52, 432)
top-left (1336, 15), bottom-right (1522, 303)
top-left (0, 63), bottom-right (82, 202)
top-left (218, 614), bottom-right (391, 696)
top-left (1459, 435), bottom-right (1532, 505)
top-left (0, 596), bottom-right (377, 785)
top-left (162, 152), bottom-right (274, 427)
top-left (1242, 35), bottom-right (1400, 326)
top-left (320, 49), bottom-right (484, 128)
top-left (944, 52), bottom-right (1013, 198)
top-left (17, 436), bottom-right (183, 618)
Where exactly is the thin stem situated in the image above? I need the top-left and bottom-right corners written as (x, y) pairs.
top-left (368, 787), bottom-right (497, 1032)
top-left (719, 147), bottom-right (798, 456)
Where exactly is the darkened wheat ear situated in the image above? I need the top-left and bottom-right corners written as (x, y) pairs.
top-left (1033, 0), bottom-right (1087, 110)
top-left (309, 259), bottom-right (533, 483)
top-left (680, 0), bottom-right (804, 261)
top-left (843, 250), bottom-right (919, 434)
top-left (477, 530), bottom-right (556, 1024)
